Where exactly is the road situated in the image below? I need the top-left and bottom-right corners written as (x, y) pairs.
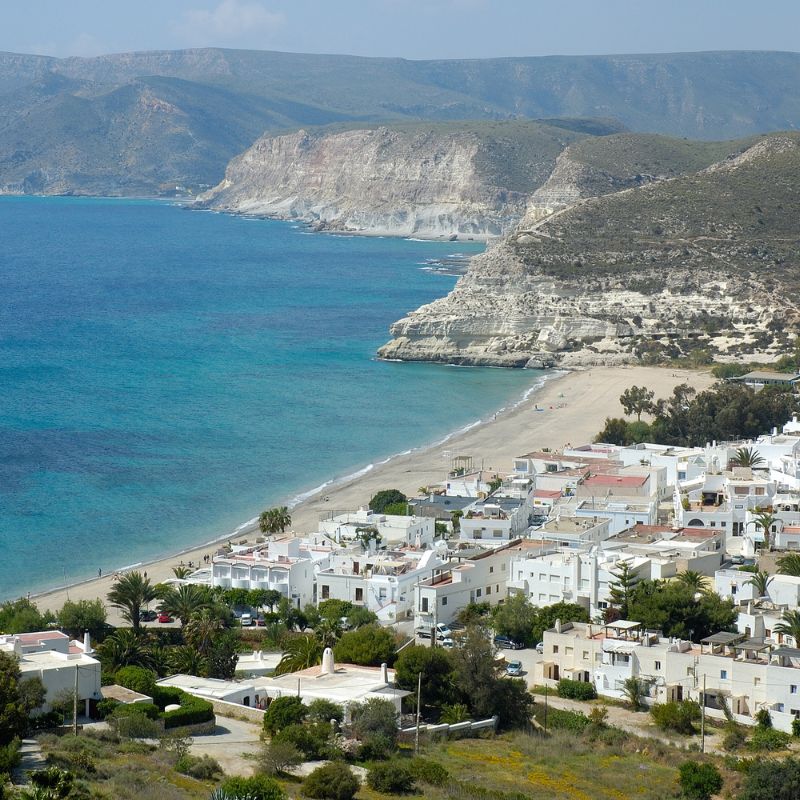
top-left (188, 716), bottom-right (263, 776)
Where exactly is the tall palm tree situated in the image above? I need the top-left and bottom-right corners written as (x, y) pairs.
top-left (775, 610), bottom-right (800, 646)
top-left (753, 511), bottom-right (781, 551)
top-left (169, 644), bottom-right (209, 677)
top-left (172, 566), bottom-right (192, 580)
top-left (745, 569), bottom-right (773, 599)
top-left (314, 617), bottom-right (343, 649)
top-left (107, 571), bottom-right (157, 635)
top-left (777, 553), bottom-right (800, 577)
top-left (259, 506), bottom-right (292, 535)
top-left (730, 447), bottom-right (765, 469)
top-left (184, 608), bottom-right (224, 656)
top-left (98, 629), bottom-right (154, 672)
top-left (275, 634), bottom-right (323, 676)
top-left (158, 584), bottom-right (212, 626)
top-left (676, 570), bottom-right (707, 594)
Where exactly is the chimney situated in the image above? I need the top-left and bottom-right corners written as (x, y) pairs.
top-left (587, 623), bottom-right (593, 639)
top-left (381, 663), bottom-right (389, 683)
top-left (83, 632), bottom-right (93, 655)
top-left (555, 618), bottom-right (562, 634)
top-left (321, 647), bottom-right (335, 675)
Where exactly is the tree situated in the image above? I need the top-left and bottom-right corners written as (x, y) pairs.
top-left (608, 561), bottom-right (640, 619)
top-left (184, 608), bottom-right (224, 656)
top-left (394, 645), bottom-right (455, 714)
top-left (367, 762), bottom-right (416, 795)
top-left (675, 571), bottom-right (707, 594)
top-left (302, 762), bottom-right (359, 800)
top-left (107, 571), bottom-right (157, 635)
top-left (753, 511), bottom-right (781, 551)
top-left (779, 553), bottom-right (800, 577)
top-left (98, 629), bottom-right (154, 672)
top-left (355, 525), bottom-right (382, 550)
top-left (263, 696), bottom-right (307, 736)
top-left (318, 599), bottom-right (352, 623)
top-left (306, 698), bottom-right (344, 725)
top-left (678, 761), bottom-right (723, 800)
top-left (368, 489), bottom-right (407, 514)
top-left (172, 566), bottom-right (193, 580)
top-left (169, 645), bottom-right (208, 677)
top-left (259, 507), bottom-right (292, 536)
top-left (650, 700), bottom-right (701, 734)
top-left (0, 651), bottom-right (28, 745)
top-left (346, 607), bottom-right (378, 629)
top-left (350, 697), bottom-right (398, 756)
top-left (259, 740), bottom-right (303, 776)
top-left (333, 625), bottom-right (396, 667)
top-left (730, 447), bottom-right (765, 469)
top-left (531, 602), bottom-right (590, 646)
top-left (775, 610), bottom-right (800, 646)
top-left (620, 385), bottom-right (656, 421)
top-left (449, 623), bottom-right (501, 719)
top-left (263, 590), bottom-right (283, 612)
top-left (158, 584), bottom-right (212, 626)
top-left (206, 629), bottom-right (239, 679)
top-left (115, 665), bottom-right (157, 695)
top-left (623, 677), bottom-right (648, 711)
top-left (738, 757), bottom-right (800, 800)
top-left (0, 599), bottom-right (54, 635)
top-left (275, 634), bottom-right (323, 675)
top-left (56, 599), bottom-right (108, 641)
top-left (746, 570), bottom-right (773, 599)
top-left (492, 592), bottom-right (538, 646)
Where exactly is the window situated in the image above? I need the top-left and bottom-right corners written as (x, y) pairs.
top-left (486, 586), bottom-right (492, 595)
top-left (493, 529), bottom-right (503, 538)
top-left (502, 563), bottom-right (506, 571)
top-left (321, 585), bottom-right (330, 600)
top-left (355, 588), bottom-right (363, 602)
top-left (565, 646), bottom-right (573, 656)
top-left (552, 645), bottom-right (559, 654)
top-left (490, 566), bottom-right (494, 574)
top-left (582, 651), bottom-right (589, 660)
top-left (476, 588), bottom-right (482, 598)
top-left (792, 685), bottom-right (797, 694)
top-left (778, 703), bottom-right (785, 712)
top-left (496, 585), bottom-right (500, 592)
top-left (441, 596), bottom-right (448, 606)
top-left (720, 670), bottom-right (728, 679)
top-left (754, 677), bottom-right (761, 686)
top-left (421, 597), bottom-right (429, 613)
top-left (655, 661), bottom-right (661, 671)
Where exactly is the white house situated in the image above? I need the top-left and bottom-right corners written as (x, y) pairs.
top-left (318, 508), bottom-right (436, 549)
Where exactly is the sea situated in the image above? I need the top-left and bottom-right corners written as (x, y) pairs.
top-left (0, 197), bottom-right (540, 600)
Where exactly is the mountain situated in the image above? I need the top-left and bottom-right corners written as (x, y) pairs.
top-left (195, 119), bottom-right (623, 238)
top-left (378, 132), bottom-right (800, 367)
top-left (1, 48), bottom-right (800, 195)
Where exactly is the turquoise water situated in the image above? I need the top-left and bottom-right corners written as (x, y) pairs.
top-left (0, 197), bottom-right (538, 600)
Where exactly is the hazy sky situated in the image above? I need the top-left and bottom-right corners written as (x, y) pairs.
top-left (3, 0), bottom-right (798, 60)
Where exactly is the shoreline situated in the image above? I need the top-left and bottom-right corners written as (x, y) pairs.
top-left (29, 365), bottom-right (714, 615)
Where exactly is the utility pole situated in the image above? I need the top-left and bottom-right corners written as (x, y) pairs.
top-left (700, 673), bottom-right (706, 753)
top-left (415, 672), bottom-right (422, 755)
top-left (544, 684), bottom-right (548, 733)
top-left (73, 664), bottom-right (79, 736)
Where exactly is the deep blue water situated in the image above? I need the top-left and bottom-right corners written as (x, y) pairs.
top-left (0, 197), bottom-right (538, 599)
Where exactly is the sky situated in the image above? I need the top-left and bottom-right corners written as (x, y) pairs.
top-left (1, 0), bottom-right (798, 60)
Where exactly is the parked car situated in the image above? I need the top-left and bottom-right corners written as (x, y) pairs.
top-left (440, 637), bottom-right (456, 648)
top-left (506, 660), bottom-right (523, 676)
top-left (535, 641), bottom-right (544, 654)
top-left (730, 555), bottom-right (745, 565)
top-left (240, 613), bottom-right (253, 627)
top-left (256, 616), bottom-right (266, 627)
top-left (494, 635), bottom-right (524, 650)
top-left (416, 622), bottom-right (453, 641)
top-left (140, 610), bottom-right (157, 622)
top-left (157, 613), bottom-right (173, 624)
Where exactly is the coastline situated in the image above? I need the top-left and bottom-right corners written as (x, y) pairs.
top-left (30, 365), bottom-right (714, 615)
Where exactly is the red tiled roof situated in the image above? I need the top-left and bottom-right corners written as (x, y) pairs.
top-left (16, 631), bottom-right (68, 643)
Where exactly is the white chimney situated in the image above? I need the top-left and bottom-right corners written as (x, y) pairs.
top-left (321, 647), bottom-right (335, 675)
top-left (83, 632), bottom-right (92, 654)
top-left (555, 618), bottom-right (562, 634)
top-left (381, 662), bottom-right (389, 683)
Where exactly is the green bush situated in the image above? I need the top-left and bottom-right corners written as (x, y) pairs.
top-left (367, 761), bottom-right (416, 794)
top-left (678, 761), bottom-right (723, 800)
top-left (408, 757), bottom-right (449, 786)
top-left (556, 679), bottom-right (597, 701)
top-left (273, 723), bottom-right (331, 760)
top-left (302, 762), bottom-right (359, 800)
top-left (532, 705), bottom-right (590, 733)
top-left (113, 666), bottom-right (157, 696)
top-left (263, 696), bottom-right (307, 736)
top-left (162, 693), bottom-right (214, 730)
top-left (0, 739), bottom-right (21, 775)
top-left (175, 753), bottom-right (221, 780)
top-left (368, 490), bottom-right (407, 514)
top-left (792, 717), bottom-right (800, 737)
top-left (220, 774), bottom-right (286, 800)
top-left (306, 698), bottom-right (343, 725)
top-left (755, 708), bottom-right (772, 728)
top-left (95, 698), bottom-right (121, 720)
top-left (110, 702), bottom-right (160, 721)
top-left (650, 701), bottom-right (701, 734)
top-left (748, 726), bottom-right (791, 751)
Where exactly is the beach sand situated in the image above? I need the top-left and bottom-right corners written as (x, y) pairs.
top-left (33, 365), bottom-right (713, 616)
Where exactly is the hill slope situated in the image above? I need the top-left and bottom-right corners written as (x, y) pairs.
top-left (378, 132), bottom-right (800, 366)
top-left (2, 48), bottom-right (800, 194)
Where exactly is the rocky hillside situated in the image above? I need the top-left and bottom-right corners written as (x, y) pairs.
top-left (195, 120), bottom-right (615, 238)
top-left (3, 48), bottom-right (800, 195)
top-left (378, 132), bottom-right (800, 367)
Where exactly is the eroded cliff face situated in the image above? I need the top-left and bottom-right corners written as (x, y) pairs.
top-left (378, 134), bottom-right (800, 367)
top-left (196, 127), bottom-right (531, 238)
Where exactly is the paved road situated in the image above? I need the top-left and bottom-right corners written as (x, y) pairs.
top-left (189, 715), bottom-right (263, 776)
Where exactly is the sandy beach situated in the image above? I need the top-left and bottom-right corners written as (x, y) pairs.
top-left (33, 365), bottom-right (713, 615)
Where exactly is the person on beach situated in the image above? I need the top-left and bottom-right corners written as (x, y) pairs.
top-left (98, 568), bottom-right (102, 577)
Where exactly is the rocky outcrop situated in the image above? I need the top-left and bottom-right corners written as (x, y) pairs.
top-left (196, 127), bottom-right (540, 238)
top-left (379, 134), bottom-right (800, 367)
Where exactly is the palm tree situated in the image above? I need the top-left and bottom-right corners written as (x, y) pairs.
top-left (185, 608), bottom-right (224, 656)
top-left (158, 584), bottom-right (212, 626)
top-left (730, 447), bottom-right (765, 469)
top-left (259, 506), bottom-right (292, 536)
top-left (169, 644), bottom-right (209, 676)
top-left (777, 553), bottom-right (800, 577)
top-left (314, 617), bottom-right (343, 649)
top-left (622, 677), bottom-right (647, 711)
top-left (676, 570), bottom-right (707, 594)
top-left (98, 629), bottom-right (154, 672)
top-left (172, 566), bottom-right (193, 580)
top-left (753, 511), bottom-right (781, 551)
top-left (775, 610), bottom-right (800, 646)
top-left (107, 571), bottom-right (157, 635)
top-left (274, 634), bottom-right (323, 676)
top-left (745, 569), bottom-right (773, 599)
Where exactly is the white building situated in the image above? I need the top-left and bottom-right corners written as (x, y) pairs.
top-left (212, 536), bottom-right (331, 607)
top-left (573, 497), bottom-right (657, 535)
top-left (318, 508), bottom-right (436, 549)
